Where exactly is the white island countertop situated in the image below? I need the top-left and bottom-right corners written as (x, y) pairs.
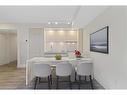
top-left (27, 57), bottom-right (92, 63)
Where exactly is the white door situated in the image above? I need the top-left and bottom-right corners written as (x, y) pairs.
top-left (29, 28), bottom-right (44, 58)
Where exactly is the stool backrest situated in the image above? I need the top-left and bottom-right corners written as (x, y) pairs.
top-left (56, 61), bottom-right (73, 76)
top-left (77, 62), bottom-right (92, 76)
top-left (33, 63), bottom-right (51, 77)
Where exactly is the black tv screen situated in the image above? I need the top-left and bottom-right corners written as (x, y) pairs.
top-left (90, 26), bottom-right (109, 54)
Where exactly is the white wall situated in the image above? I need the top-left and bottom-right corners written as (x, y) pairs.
top-left (83, 7), bottom-right (127, 89)
top-left (0, 34), bottom-right (7, 65)
top-left (6, 34), bottom-right (17, 63)
top-left (0, 33), bottom-right (17, 65)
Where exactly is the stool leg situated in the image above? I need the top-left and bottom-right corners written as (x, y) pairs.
top-left (50, 75), bottom-right (52, 85)
top-left (48, 76), bottom-right (51, 89)
top-left (78, 75), bottom-right (81, 89)
top-left (75, 72), bottom-right (77, 82)
top-left (85, 76), bottom-right (86, 81)
top-left (56, 76), bottom-right (59, 89)
top-left (69, 76), bottom-right (72, 89)
top-left (89, 75), bottom-right (94, 89)
top-left (34, 77), bottom-right (38, 89)
top-left (39, 77), bottom-right (41, 83)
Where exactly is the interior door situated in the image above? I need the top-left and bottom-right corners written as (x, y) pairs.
top-left (29, 28), bottom-right (44, 58)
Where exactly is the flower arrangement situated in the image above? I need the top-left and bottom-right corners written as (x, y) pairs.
top-left (55, 54), bottom-right (62, 60)
top-left (75, 50), bottom-right (81, 58)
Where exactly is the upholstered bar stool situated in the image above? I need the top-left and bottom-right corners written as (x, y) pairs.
top-left (75, 62), bottom-right (93, 89)
top-left (56, 62), bottom-right (73, 89)
top-left (33, 63), bottom-right (52, 89)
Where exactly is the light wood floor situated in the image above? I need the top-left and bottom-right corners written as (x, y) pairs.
top-left (0, 61), bottom-right (26, 89)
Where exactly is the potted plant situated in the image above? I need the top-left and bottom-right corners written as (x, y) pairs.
top-left (55, 54), bottom-right (62, 60)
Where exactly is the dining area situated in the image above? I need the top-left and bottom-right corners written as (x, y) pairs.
top-left (25, 28), bottom-right (95, 89)
top-left (26, 54), bottom-right (93, 89)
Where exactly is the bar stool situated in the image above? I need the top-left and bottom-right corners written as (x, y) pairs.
top-left (75, 62), bottom-right (93, 89)
top-left (33, 63), bottom-right (52, 89)
top-left (56, 62), bottom-right (73, 89)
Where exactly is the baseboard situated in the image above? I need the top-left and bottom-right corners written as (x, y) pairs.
top-left (10, 60), bottom-right (17, 64)
top-left (0, 60), bottom-right (17, 66)
top-left (0, 63), bottom-right (7, 66)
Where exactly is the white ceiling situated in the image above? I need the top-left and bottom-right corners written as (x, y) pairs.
top-left (73, 6), bottom-right (109, 28)
top-left (0, 6), bottom-right (109, 28)
top-left (0, 6), bottom-right (78, 23)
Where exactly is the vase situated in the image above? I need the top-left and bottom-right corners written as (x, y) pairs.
top-left (76, 56), bottom-right (81, 58)
top-left (76, 56), bottom-right (81, 60)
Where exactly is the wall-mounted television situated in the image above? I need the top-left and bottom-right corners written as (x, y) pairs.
top-left (90, 26), bottom-right (109, 54)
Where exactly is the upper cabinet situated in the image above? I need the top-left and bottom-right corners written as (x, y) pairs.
top-left (44, 28), bottom-right (78, 53)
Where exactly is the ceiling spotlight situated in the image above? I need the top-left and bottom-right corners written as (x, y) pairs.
top-left (60, 42), bottom-right (64, 45)
top-left (70, 30), bottom-right (75, 34)
top-left (50, 42), bottom-right (54, 45)
top-left (67, 43), bottom-right (70, 45)
top-left (60, 30), bottom-right (64, 33)
top-left (55, 22), bottom-right (58, 24)
top-left (67, 22), bottom-right (70, 24)
top-left (48, 22), bottom-right (51, 24)
top-left (72, 42), bottom-right (76, 45)
top-left (48, 30), bottom-right (54, 35)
